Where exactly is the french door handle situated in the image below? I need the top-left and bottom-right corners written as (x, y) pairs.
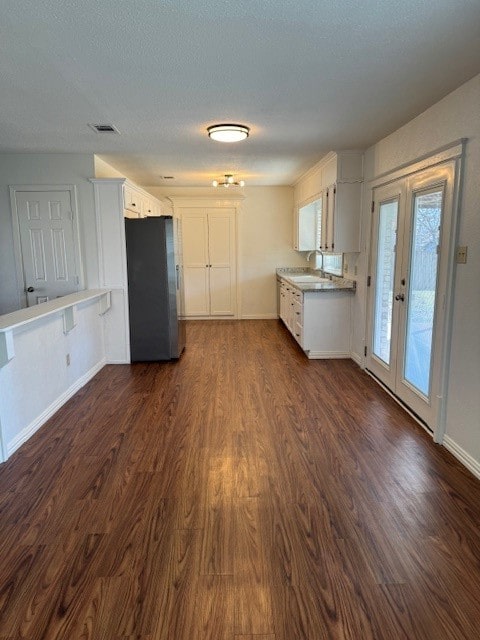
top-left (395, 293), bottom-right (405, 301)
top-left (26, 286), bottom-right (35, 293)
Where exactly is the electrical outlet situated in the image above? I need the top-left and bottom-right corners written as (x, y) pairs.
top-left (456, 246), bottom-right (468, 264)
top-left (66, 353), bottom-right (71, 366)
top-left (344, 263), bottom-right (349, 273)
top-left (354, 265), bottom-right (358, 275)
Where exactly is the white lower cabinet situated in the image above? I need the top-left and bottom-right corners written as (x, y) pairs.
top-left (278, 279), bottom-right (351, 358)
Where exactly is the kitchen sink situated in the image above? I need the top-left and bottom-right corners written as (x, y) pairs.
top-left (286, 274), bottom-right (331, 283)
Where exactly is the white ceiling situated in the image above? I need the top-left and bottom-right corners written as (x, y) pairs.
top-left (1, 1), bottom-right (479, 186)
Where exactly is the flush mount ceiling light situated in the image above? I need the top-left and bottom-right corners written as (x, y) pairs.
top-left (207, 123), bottom-right (250, 143)
top-left (212, 174), bottom-right (245, 188)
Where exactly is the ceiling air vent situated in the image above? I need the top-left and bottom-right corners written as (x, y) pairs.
top-left (88, 123), bottom-right (119, 134)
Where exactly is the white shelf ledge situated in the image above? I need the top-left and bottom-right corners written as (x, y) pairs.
top-left (0, 289), bottom-right (111, 368)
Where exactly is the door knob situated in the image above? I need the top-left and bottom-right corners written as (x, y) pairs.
top-left (395, 293), bottom-right (405, 301)
top-left (26, 286), bottom-right (35, 293)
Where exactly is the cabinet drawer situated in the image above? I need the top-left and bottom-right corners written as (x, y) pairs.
top-left (293, 289), bottom-right (303, 302)
top-left (293, 300), bottom-right (303, 324)
top-left (293, 321), bottom-right (303, 345)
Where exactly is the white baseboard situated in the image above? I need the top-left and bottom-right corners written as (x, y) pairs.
top-left (307, 351), bottom-right (351, 359)
top-left (6, 358), bottom-right (106, 459)
top-left (241, 314), bottom-right (278, 320)
top-left (350, 351), bottom-right (363, 367)
top-left (443, 435), bottom-right (480, 480)
top-left (183, 316), bottom-right (238, 321)
top-left (106, 358), bottom-right (130, 364)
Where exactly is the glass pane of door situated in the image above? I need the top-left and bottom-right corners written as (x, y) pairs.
top-left (403, 189), bottom-right (443, 396)
top-left (373, 199), bottom-right (399, 365)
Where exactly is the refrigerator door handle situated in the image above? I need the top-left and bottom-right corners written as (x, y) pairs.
top-left (176, 264), bottom-right (180, 290)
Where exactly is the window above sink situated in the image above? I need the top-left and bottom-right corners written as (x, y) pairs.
top-left (321, 253), bottom-right (343, 277)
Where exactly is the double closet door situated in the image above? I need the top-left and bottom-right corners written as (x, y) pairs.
top-left (181, 208), bottom-right (237, 317)
top-left (367, 162), bottom-right (455, 430)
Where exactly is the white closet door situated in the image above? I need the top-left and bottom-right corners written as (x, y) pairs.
top-left (207, 209), bottom-right (236, 316)
top-left (182, 211), bottom-right (209, 316)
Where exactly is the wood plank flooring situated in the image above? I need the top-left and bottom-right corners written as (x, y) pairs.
top-left (1, 320), bottom-right (480, 639)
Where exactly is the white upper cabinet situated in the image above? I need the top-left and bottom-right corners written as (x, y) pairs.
top-left (320, 181), bottom-right (362, 253)
top-left (123, 180), bottom-right (166, 218)
top-left (294, 151), bottom-right (363, 254)
top-left (124, 183), bottom-right (142, 216)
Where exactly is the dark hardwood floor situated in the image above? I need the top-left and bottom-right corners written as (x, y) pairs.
top-left (1, 320), bottom-right (479, 639)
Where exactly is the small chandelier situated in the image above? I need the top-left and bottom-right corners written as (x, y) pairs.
top-left (207, 123), bottom-right (250, 143)
top-left (212, 174), bottom-right (245, 188)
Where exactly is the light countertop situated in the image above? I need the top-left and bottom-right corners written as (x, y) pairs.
top-left (276, 268), bottom-right (356, 293)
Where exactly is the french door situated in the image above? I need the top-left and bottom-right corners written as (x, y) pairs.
top-left (367, 163), bottom-right (455, 430)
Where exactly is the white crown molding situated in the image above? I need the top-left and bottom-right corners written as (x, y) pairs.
top-left (292, 151), bottom-right (337, 187)
top-left (292, 149), bottom-right (365, 187)
top-left (168, 195), bottom-right (245, 208)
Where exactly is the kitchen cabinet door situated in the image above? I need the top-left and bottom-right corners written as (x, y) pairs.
top-left (181, 208), bottom-right (237, 317)
top-left (182, 212), bottom-right (210, 316)
top-left (320, 182), bottom-right (361, 253)
top-left (124, 185), bottom-right (142, 216)
top-left (208, 210), bottom-right (236, 316)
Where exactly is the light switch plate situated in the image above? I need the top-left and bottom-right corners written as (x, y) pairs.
top-left (456, 246), bottom-right (468, 264)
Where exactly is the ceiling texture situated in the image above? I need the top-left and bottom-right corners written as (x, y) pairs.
top-left (1, 0), bottom-right (480, 186)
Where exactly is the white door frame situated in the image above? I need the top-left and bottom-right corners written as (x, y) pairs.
top-left (9, 184), bottom-right (85, 309)
top-left (364, 139), bottom-right (466, 443)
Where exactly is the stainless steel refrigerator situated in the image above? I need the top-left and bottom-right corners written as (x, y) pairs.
top-left (125, 216), bottom-right (186, 361)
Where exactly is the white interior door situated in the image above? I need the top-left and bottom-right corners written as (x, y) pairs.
top-left (367, 163), bottom-right (455, 429)
top-left (15, 190), bottom-right (79, 306)
top-left (207, 209), bottom-right (236, 316)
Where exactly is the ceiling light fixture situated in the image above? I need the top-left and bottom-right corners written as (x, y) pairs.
top-left (212, 174), bottom-right (245, 188)
top-left (207, 123), bottom-right (250, 143)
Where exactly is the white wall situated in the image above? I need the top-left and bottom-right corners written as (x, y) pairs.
top-left (239, 186), bottom-right (307, 318)
top-left (0, 154), bottom-right (98, 314)
top-left (146, 186), bottom-right (307, 318)
top-left (0, 295), bottom-right (107, 460)
top-left (354, 73), bottom-right (480, 472)
top-left (94, 156), bottom-right (126, 179)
